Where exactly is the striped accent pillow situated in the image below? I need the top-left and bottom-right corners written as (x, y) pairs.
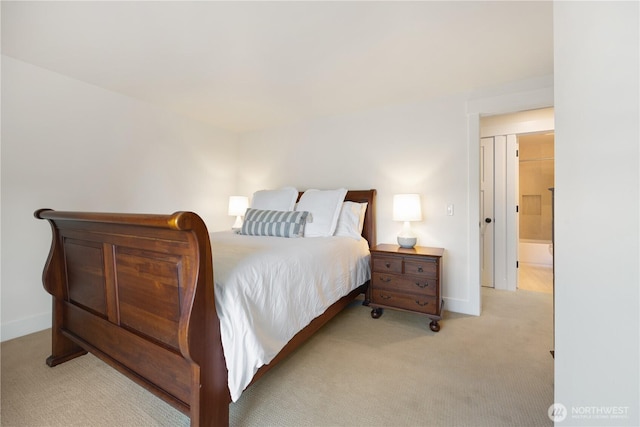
top-left (240, 208), bottom-right (310, 238)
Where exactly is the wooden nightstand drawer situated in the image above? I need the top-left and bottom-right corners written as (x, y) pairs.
top-left (404, 259), bottom-right (437, 277)
top-left (372, 256), bottom-right (402, 273)
top-left (372, 272), bottom-right (438, 297)
top-left (371, 289), bottom-right (439, 315)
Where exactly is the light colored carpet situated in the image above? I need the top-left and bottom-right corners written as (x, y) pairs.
top-left (1, 288), bottom-right (553, 426)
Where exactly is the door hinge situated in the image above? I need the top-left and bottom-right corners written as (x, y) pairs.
top-left (516, 261), bottom-right (519, 268)
top-left (516, 149), bottom-right (519, 157)
top-left (516, 205), bottom-right (519, 213)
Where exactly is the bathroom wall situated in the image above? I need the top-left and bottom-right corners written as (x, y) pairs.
top-left (519, 132), bottom-right (554, 242)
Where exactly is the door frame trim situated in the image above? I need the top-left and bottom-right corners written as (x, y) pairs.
top-left (465, 81), bottom-right (553, 315)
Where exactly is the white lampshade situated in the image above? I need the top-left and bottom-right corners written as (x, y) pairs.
top-left (393, 194), bottom-right (422, 249)
top-left (228, 196), bottom-right (249, 230)
top-left (393, 194), bottom-right (422, 222)
top-left (228, 196), bottom-right (249, 216)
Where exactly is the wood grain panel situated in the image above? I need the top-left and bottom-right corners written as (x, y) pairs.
top-left (63, 238), bottom-right (107, 316)
top-left (115, 247), bottom-right (184, 348)
top-left (63, 301), bottom-right (193, 405)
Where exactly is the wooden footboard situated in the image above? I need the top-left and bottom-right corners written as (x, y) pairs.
top-left (34, 210), bottom-right (229, 426)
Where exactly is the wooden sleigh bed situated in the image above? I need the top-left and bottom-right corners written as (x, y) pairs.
top-left (35, 189), bottom-right (376, 427)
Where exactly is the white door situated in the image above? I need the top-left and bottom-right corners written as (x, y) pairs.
top-left (484, 135), bottom-right (519, 291)
top-left (480, 137), bottom-right (494, 288)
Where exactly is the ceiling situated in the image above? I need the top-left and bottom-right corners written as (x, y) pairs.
top-left (1, 1), bottom-right (553, 133)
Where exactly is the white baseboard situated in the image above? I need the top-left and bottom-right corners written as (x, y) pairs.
top-left (1, 312), bottom-right (51, 342)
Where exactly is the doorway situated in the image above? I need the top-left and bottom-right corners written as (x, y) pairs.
top-left (479, 108), bottom-right (555, 292)
top-left (517, 132), bottom-right (554, 293)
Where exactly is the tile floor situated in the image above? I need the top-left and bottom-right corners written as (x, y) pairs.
top-left (518, 262), bottom-right (553, 293)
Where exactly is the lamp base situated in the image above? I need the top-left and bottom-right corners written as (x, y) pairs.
top-left (232, 215), bottom-right (243, 232)
top-left (397, 236), bottom-right (417, 249)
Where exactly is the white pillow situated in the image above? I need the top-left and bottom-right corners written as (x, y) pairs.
top-left (296, 188), bottom-right (348, 237)
top-left (334, 202), bottom-right (368, 239)
top-left (250, 187), bottom-right (298, 211)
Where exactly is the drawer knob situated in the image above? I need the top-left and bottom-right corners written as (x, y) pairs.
top-left (380, 294), bottom-right (391, 300)
top-left (381, 277), bottom-right (391, 283)
top-left (385, 262), bottom-right (391, 268)
top-left (418, 267), bottom-right (424, 272)
top-left (415, 282), bottom-right (429, 288)
top-left (415, 300), bottom-right (429, 307)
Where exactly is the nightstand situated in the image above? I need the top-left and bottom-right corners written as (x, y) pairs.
top-left (368, 244), bottom-right (444, 332)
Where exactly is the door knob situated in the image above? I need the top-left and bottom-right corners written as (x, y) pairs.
top-left (485, 218), bottom-right (492, 223)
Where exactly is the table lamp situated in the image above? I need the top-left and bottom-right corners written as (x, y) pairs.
top-left (393, 194), bottom-right (422, 248)
top-left (228, 196), bottom-right (249, 231)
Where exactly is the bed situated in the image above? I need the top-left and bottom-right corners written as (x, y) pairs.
top-left (35, 189), bottom-right (376, 427)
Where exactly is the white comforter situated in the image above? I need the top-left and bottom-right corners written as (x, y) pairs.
top-left (210, 231), bottom-right (371, 402)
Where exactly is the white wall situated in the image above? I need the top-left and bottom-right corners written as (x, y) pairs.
top-left (554, 2), bottom-right (639, 425)
top-left (1, 56), bottom-right (239, 341)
